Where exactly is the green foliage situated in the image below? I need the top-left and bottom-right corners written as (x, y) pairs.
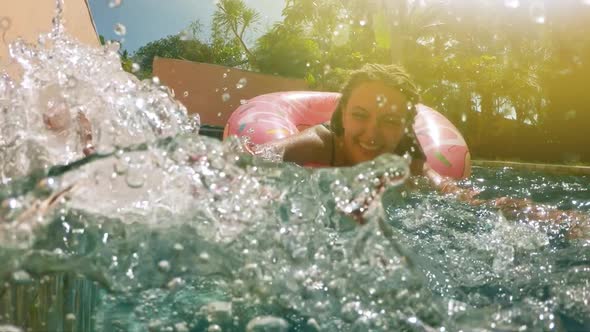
top-left (372, 13), bottom-right (391, 49)
top-left (209, 37), bottom-right (245, 68)
top-left (212, 0), bottom-right (260, 65)
top-left (120, 50), bottom-right (134, 73)
top-left (253, 24), bottom-right (321, 78)
top-left (130, 2), bottom-right (262, 77)
top-left (132, 34), bottom-right (214, 79)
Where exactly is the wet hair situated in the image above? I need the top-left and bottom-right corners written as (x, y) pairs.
top-left (330, 63), bottom-right (420, 136)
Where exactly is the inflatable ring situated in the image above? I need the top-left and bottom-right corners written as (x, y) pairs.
top-left (223, 91), bottom-right (471, 179)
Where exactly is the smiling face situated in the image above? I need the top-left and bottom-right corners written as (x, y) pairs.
top-left (340, 80), bottom-right (409, 165)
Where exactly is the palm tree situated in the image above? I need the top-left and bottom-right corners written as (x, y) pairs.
top-left (212, 0), bottom-right (261, 64)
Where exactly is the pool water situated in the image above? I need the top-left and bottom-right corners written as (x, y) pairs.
top-left (1, 148), bottom-right (589, 331)
top-left (1, 3), bottom-right (590, 332)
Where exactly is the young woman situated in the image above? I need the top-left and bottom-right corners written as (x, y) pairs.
top-left (261, 64), bottom-right (426, 175)
top-left (249, 64), bottom-right (504, 219)
top-left (254, 63), bottom-right (468, 196)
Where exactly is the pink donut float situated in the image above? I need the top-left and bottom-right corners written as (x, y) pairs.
top-left (223, 91), bottom-right (471, 179)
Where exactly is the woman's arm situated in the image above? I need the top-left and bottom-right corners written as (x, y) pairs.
top-left (422, 164), bottom-right (483, 204)
top-left (250, 125), bottom-right (334, 165)
top-left (422, 164), bottom-right (588, 239)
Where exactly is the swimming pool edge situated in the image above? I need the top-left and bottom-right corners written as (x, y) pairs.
top-left (473, 160), bottom-right (590, 176)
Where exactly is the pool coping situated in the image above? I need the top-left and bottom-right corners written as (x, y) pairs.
top-left (473, 160), bottom-right (590, 176)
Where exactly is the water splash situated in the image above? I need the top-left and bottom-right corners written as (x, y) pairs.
top-left (1, 6), bottom-right (195, 180)
top-left (0, 1), bottom-right (589, 331)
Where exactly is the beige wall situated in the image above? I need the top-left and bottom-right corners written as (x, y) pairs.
top-left (153, 57), bottom-right (309, 126)
top-left (0, 0), bottom-right (98, 77)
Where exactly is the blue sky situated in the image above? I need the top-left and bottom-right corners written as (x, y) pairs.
top-left (88, 0), bottom-right (285, 53)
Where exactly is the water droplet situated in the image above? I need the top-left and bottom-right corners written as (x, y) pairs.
top-left (148, 320), bottom-right (163, 330)
top-left (12, 270), bottom-right (31, 283)
top-left (174, 243), bottom-right (184, 251)
top-left (108, 0), bottom-right (122, 8)
top-left (114, 156), bottom-right (129, 174)
top-left (204, 302), bottom-right (233, 324)
top-left (246, 316), bottom-right (289, 332)
top-left (223, 73), bottom-right (228, 79)
top-left (125, 170), bottom-right (146, 188)
top-left (359, 20), bottom-right (367, 26)
top-left (341, 301), bottom-right (361, 322)
top-left (240, 99), bottom-right (247, 105)
top-left (36, 177), bottom-right (60, 195)
top-left (135, 98), bottom-right (145, 110)
top-left (152, 76), bottom-right (160, 85)
top-left (236, 77), bottom-right (247, 89)
top-left (208, 325), bottom-right (222, 332)
top-left (307, 318), bottom-right (321, 331)
top-left (66, 313), bottom-right (76, 321)
top-left (504, 0), bottom-right (520, 8)
top-left (167, 277), bottom-right (184, 289)
top-left (174, 322), bottom-right (189, 332)
top-left (376, 95), bottom-right (387, 108)
top-left (114, 23), bottom-right (126, 36)
top-left (179, 30), bottom-right (190, 41)
top-left (131, 63), bottom-right (140, 73)
top-left (183, 91), bottom-right (189, 98)
top-left (158, 260), bottom-right (171, 272)
top-left (529, 2), bottom-right (546, 24)
top-left (222, 93), bottom-right (230, 102)
top-left (199, 252), bottom-right (210, 263)
top-left (306, 62), bottom-right (310, 67)
top-left (1, 198), bottom-right (22, 212)
top-left (565, 110), bottom-right (577, 120)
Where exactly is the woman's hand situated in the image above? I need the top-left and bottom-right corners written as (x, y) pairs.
top-left (344, 170), bottom-right (407, 225)
top-left (423, 165), bottom-right (589, 240)
top-left (423, 165), bottom-right (483, 205)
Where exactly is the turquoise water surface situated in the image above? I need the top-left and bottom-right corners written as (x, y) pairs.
top-left (1, 147), bottom-right (589, 331)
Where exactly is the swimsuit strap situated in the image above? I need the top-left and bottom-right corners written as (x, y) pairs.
top-left (322, 122), bottom-right (335, 166)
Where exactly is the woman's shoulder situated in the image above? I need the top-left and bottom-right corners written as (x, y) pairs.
top-left (315, 122), bottom-right (333, 140)
top-left (278, 124), bottom-right (335, 165)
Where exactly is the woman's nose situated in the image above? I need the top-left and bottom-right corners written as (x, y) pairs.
top-left (361, 117), bottom-right (379, 140)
